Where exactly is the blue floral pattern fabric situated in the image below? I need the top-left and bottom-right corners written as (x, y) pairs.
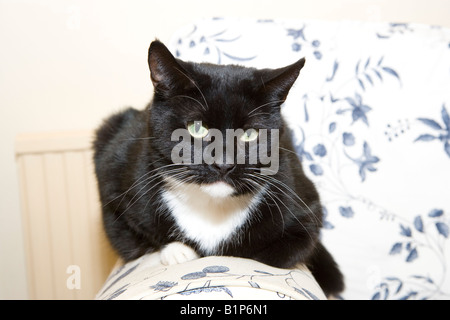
top-left (169, 18), bottom-right (450, 300)
top-left (96, 254), bottom-right (326, 300)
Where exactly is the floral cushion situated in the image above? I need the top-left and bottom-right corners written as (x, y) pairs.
top-left (96, 254), bottom-right (325, 300)
top-left (169, 18), bottom-right (450, 300)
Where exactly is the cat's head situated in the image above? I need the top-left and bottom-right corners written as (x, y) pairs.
top-left (146, 40), bottom-right (304, 198)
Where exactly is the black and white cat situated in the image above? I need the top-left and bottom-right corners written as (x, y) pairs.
top-left (93, 40), bottom-right (344, 296)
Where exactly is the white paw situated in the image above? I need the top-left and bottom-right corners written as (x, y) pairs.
top-left (160, 242), bottom-right (199, 266)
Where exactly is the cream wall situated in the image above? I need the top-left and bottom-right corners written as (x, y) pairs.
top-left (1, 0), bottom-right (449, 299)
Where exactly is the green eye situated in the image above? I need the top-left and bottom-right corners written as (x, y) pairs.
top-left (187, 121), bottom-right (209, 138)
top-left (240, 128), bottom-right (258, 142)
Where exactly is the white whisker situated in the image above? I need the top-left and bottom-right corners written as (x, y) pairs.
top-left (242, 177), bottom-right (280, 228)
top-left (171, 94), bottom-right (207, 111)
top-left (112, 167), bottom-right (187, 223)
top-left (254, 172), bottom-right (322, 227)
top-left (247, 100), bottom-right (285, 116)
top-left (118, 137), bottom-right (156, 142)
top-left (103, 162), bottom-right (186, 208)
top-left (174, 67), bottom-right (209, 111)
top-left (246, 112), bottom-right (273, 119)
top-left (244, 166), bottom-right (323, 240)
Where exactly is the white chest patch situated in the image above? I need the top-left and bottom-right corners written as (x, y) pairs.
top-left (162, 178), bottom-right (263, 254)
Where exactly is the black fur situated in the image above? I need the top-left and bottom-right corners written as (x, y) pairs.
top-left (93, 40), bottom-right (344, 296)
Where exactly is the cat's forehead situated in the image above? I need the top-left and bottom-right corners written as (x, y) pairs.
top-left (184, 61), bottom-right (257, 87)
top-left (173, 62), bottom-right (262, 127)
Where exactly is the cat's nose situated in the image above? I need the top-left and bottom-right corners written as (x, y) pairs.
top-left (213, 162), bottom-right (236, 175)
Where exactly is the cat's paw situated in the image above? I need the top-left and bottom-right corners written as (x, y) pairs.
top-left (160, 242), bottom-right (199, 265)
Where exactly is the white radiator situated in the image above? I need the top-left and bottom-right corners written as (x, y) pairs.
top-left (15, 130), bottom-right (117, 299)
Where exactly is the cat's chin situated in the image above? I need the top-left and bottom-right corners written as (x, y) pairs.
top-left (199, 181), bottom-right (235, 198)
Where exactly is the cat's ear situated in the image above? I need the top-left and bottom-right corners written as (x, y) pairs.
top-left (148, 40), bottom-right (194, 96)
top-left (259, 58), bottom-right (305, 102)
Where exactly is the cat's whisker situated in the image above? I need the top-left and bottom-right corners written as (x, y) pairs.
top-left (124, 167), bottom-right (186, 207)
top-left (246, 112), bottom-right (273, 119)
top-left (110, 165), bottom-right (183, 208)
top-left (171, 94), bottom-right (207, 111)
top-left (163, 172), bottom-right (195, 191)
top-left (243, 174), bottom-right (299, 237)
top-left (278, 146), bottom-right (301, 157)
top-left (246, 174), bottom-right (320, 239)
top-left (118, 137), bottom-right (156, 142)
top-left (174, 67), bottom-right (209, 111)
top-left (243, 174), bottom-right (282, 214)
top-left (242, 177), bottom-right (280, 228)
top-left (113, 167), bottom-right (188, 223)
top-left (245, 167), bottom-right (318, 221)
top-left (103, 162), bottom-right (186, 208)
top-left (247, 100), bottom-right (286, 116)
top-left (103, 172), bottom-right (154, 208)
top-left (253, 172), bottom-right (322, 227)
top-left (249, 173), bottom-right (315, 241)
top-left (142, 171), bottom-right (195, 215)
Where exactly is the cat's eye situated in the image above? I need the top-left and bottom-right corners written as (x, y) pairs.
top-left (240, 128), bottom-right (259, 142)
top-left (187, 121), bottom-right (209, 139)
